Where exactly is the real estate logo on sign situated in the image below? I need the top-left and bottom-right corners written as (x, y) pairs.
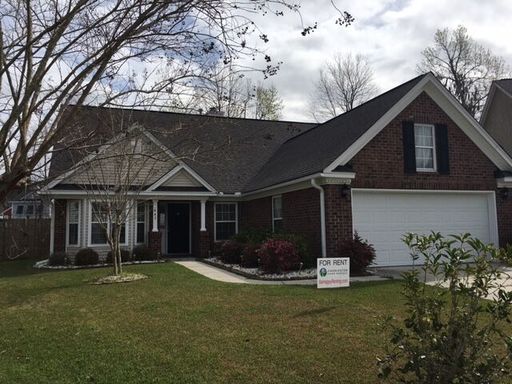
top-left (317, 258), bottom-right (350, 289)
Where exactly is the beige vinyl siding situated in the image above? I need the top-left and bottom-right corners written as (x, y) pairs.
top-left (162, 169), bottom-right (202, 187)
top-left (67, 199), bottom-right (138, 261)
top-left (64, 135), bottom-right (176, 187)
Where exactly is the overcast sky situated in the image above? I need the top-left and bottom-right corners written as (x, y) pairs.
top-left (244, 0), bottom-right (512, 122)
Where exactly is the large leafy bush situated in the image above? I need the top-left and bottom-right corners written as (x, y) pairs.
top-left (74, 248), bottom-right (99, 266)
top-left (378, 232), bottom-right (512, 383)
top-left (258, 239), bottom-right (301, 273)
top-left (132, 245), bottom-right (157, 261)
top-left (220, 240), bottom-right (243, 264)
top-left (338, 232), bottom-right (375, 275)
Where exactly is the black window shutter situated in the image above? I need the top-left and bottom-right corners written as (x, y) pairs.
top-left (435, 124), bottom-right (450, 175)
top-left (402, 121), bottom-right (416, 174)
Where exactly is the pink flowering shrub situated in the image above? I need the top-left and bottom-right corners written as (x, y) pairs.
top-left (258, 239), bottom-right (301, 273)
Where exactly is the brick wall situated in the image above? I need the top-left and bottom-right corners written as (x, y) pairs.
top-left (239, 197), bottom-right (272, 231)
top-left (282, 188), bottom-right (322, 258)
top-left (238, 188), bottom-right (322, 258)
top-left (54, 199), bottom-right (67, 253)
top-left (324, 185), bottom-right (352, 257)
top-left (350, 92), bottom-right (497, 191)
top-left (323, 91), bottom-right (509, 254)
top-left (497, 194), bottom-right (512, 246)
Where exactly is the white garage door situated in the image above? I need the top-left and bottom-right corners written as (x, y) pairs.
top-left (351, 190), bottom-right (497, 266)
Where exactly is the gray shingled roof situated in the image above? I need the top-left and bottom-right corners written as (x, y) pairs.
top-left (49, 108), bottom-right (315, 193)
top-left (243, 74), bottom-right (427, 191)
top-left (50, 74), bottom-right (427, 194)
top-left (496, 79), bottom-right (512, 96)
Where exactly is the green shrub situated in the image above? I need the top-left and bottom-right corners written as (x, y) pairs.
top-left (74, 248), bottom-right (99, 266)
top-left (48, 252), bottom-right (68, 266)
top-left (220, 240), bottom-right (243, 264)
top-left (271, 232), bottom-right (313, 268)
top-left (378, 232), bottom-right (512, 383)
top-left (132, 245), bottom-right (157, 261)
top-left (105, 249), bottom-right (131, 264)
top-left (258, 239), bottom-right (301, 273)
top-left (337, 232), bottom-right (375, 275)
top-left (233, 228), bottom-right (271, 245)
top-left (241, 244), bottom-right (260, 268)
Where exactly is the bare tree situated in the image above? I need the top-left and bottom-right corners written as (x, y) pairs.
top-left (194, 68), bottom-right (284, 119)
top-left (194, 64), bottom-right (254, 118)
top-left (309, 53), bottom-right (378, 122)
top-left (418, 25), bottom-right (510, 118)
top-left (0, 0), bottom-right (355, 205)
top-left (254, 84), bottom-right (283, 120)
top-left (69, 125), bottom-right (170, 276)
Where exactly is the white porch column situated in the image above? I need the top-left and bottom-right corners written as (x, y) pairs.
top-left (200, 199), bottom-right (207, 231)
top-left (152, 199), bottom-right (158, 232)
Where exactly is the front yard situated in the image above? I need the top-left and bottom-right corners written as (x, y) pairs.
top-left (0, 260), bottom-right (498, 383)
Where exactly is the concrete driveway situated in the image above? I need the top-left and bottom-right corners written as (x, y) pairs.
top-left (371, 265), bottom-right (512, 300)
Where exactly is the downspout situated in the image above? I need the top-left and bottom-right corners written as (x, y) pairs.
top-left (311, 179), bottom-right (327, 258)
top-left (49, 199), bottom-right (55, 256)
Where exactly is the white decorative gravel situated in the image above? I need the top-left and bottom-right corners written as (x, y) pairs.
top-left (34, 259), bottom-right (166, 270)
top-left (91, 273), bottom-right (148, 285)
top-left (206, 258), bottom-right (317, 279)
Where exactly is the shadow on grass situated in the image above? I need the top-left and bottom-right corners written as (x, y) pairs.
top-left (0, 259), bottom-right (53, 278)
top-left (292, 306), bottom-right (337, 318)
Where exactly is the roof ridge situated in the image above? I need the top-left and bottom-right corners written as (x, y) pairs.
top-left (65, 104), bottom-right (316, 126)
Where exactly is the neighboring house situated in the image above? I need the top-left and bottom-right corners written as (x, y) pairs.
top-left (481, 79), bottom-right (512, 157)
top-left (42, 73), bottom-right (512, 266)
top-left (2, 187), bottom-right (50, 219)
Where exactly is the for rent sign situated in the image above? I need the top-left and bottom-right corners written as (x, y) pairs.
top-left (317, 258), bottom-right (350, 288)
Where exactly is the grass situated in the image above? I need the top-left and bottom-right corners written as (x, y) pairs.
top-left (0, 260), bottom-right (497, 384)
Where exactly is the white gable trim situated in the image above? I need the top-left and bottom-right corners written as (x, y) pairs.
top-left (146, 164), bottom-right (216, 192)
top-left (324, 73), bottom-right (512, 173)
top-left (44, 124), bottom-right (217, 193)
top-left (44, 123), bottom-right (152, 191)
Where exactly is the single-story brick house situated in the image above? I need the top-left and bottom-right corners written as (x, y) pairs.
top-left (43, 73), bottom-right (512, 266)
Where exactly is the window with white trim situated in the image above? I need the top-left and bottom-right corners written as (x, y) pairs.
top-left (215, 203), bottom-right (237, 241)
top-left (90, 202), bottom-right (127, 245)
top-left (67, 200), bottom-right (80, 246)
top-left (26, 205), bottom-right (34, 215)
top-left (414, 124), bottom-right (436, 171)
top-left (15, 205), bottom-right (24, 215)
top-left (136, 202), bottom-right (146, 244)
top-left (272, 196), bottom-right (283, 232)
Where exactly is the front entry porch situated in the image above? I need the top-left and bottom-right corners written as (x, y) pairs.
top-left (148, 199), bottom-right (210, 259)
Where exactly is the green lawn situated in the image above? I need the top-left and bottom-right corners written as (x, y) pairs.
top-left (0, 260), bottom-right (406, 383)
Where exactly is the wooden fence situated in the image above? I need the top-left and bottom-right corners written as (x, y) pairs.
top-left (0, 219), bottom-right (51, 260)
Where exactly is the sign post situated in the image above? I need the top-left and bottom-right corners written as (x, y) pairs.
top-left (317, 258), bottom-right (350, 288)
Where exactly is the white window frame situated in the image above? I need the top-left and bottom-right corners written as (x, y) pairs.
top-left (135, 201), bottom-right (147, 244)
top-left (14, 204), bottom-right (24, 216)
top-left (214, 202), bottom-right (238, 241)
top-left (414, 123), bottom-right (437, 172)
top-left (272, 195), bottom-right (283, 232)
top-left (66, 200), bottom-right (80, 246)
top-left (88, 201), bottom-right (128, 246)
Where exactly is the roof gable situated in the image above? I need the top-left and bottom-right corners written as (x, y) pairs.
top-left (245, 73), bottom-right (512, 192)
top-left (243, 74), bottom-right (427, 191)
top-left (48, 108), bottom-right (315, 194)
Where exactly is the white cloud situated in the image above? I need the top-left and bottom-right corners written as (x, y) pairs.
top-left (239, 0), bottom-right (512, 121)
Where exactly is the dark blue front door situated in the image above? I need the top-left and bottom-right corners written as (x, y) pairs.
top-left (167, 203), bottom-right (190, 254)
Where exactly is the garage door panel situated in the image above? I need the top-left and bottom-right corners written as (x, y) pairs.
top-left (352, 191), bottom-right (493, 266)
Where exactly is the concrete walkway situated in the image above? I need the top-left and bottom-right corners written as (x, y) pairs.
top-left (174, 260), bottom-right (388, 285)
